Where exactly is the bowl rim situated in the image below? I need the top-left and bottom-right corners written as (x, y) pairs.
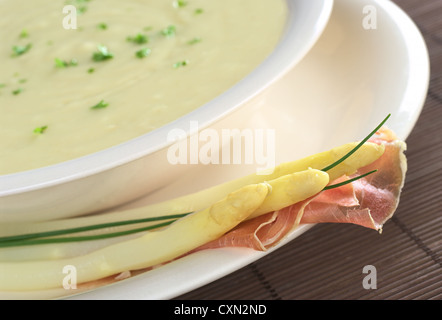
top-left (0, 0), bottom-right (334, 196)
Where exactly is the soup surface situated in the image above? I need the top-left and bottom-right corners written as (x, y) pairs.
top-left (0, 0), bottom-right (286, 174)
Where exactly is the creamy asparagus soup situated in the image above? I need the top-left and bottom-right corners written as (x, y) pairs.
top-left (0, 0), bottom-right (287, 174)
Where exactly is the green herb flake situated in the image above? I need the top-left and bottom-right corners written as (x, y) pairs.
top-left (78, 6), bottom-right (87, 14)
top-left (33, 126), bottom-right (48, 134)
top-left (127, 33), bottom-right (149, 44)
top-left (87, 68), bottom-right (95, 73)
top-left (187, 37), bottom-right (201, 45)
top-left (54, 58), bottom-right (66, 68)
top-left (12, 88), bottom-right (23, 95)
top-left (161, 25), bottom-right (176, 37)
top-left (19, 29), bottom-right (29, 38)
top-left (194, 8), bottom-right (204, 14)
top-left (173, 0), bottom-right (187, 8)
top-left (90, 100), bottom-right (109, 110)
top-left (64, 0), bottom-right (91, 13)
top-left (55, 58), bottom-right (78, 68)
top-left (18, 78), bottom-right (27, 84)
top-left (12, 43), bottom-right (32, 57)
top-left (0, 84), bottom-right (7, 89)
top-left (92, 45), bottom-right (114, 62)
top-left (135, 48), bottom-right (151, 59)
top-left (173, 60), bottom-right (189, 69)
top-left (97, 23), bottom-right (108, 30)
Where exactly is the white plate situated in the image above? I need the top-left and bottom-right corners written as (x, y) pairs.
top-left (64, 0), bottom-right (428, 299)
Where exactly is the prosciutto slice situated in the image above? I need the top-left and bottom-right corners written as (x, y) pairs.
top-left (196, 127), bottom-right (407, 252)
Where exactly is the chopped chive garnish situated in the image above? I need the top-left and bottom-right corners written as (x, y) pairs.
top-left (54, 58), bottom-right (65, 68)
top-left (55, 58), bottom-right (78, 68)
top-left (18, 78), bottom-right (27, 84)
top-left (33, 125), bottom-right (48, 134)
top-left (323, 170), bottom-right (378, 190)
top-left (92, 45), bottom-right (113, 62)
top-left (187, 37), bottom-right (201, 45)
top-left (11, 43), bottom-right (32, 57)
top-left (0, 84), bottom-right (6, 89)
top-left (321, 114), bottom-right (391, 172)
top-left (135, 47), bottom-right (151, 58)
top-left (90, 99), bottom-right (109, 109)
top-left (173, 60), bottom-right (189, 68)
top-left (12, 88), bottom-right (23, 95)
top-left (78, 6), bottom-right (87, 14)
top-left (87, 68), bottom-right (95, 73)
top-left (19, 29), bottom-right (29, 38)
top-left (161, 25), bottom-right (176, 37)
top-left (194, 8), bottom-right (204, 14)
top-left (127, 33), bottom-right (149, 44)
top-left (173, 0), bottom-right (188, 8)
top-left (97, 22), bottom-right (108, 30)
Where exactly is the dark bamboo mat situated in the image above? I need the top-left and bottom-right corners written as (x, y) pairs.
top-left (176, 0), bottom-right (442, 300)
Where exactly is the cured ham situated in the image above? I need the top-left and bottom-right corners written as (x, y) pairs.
top-left (196, 127), bottom-right (407, 252)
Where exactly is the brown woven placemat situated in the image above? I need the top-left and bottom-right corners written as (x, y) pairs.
top-left (176, 0), bottom-right (442, 300)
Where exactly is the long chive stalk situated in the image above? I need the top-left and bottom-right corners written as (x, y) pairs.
top-left (323, 170), bottom-right (377, 190)
top-left (0, 220), bottom-right (179, 248)
top-left (0, 213), bottom-right (191, 245)
top-left (321, 114), bottom-right (390, 172)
